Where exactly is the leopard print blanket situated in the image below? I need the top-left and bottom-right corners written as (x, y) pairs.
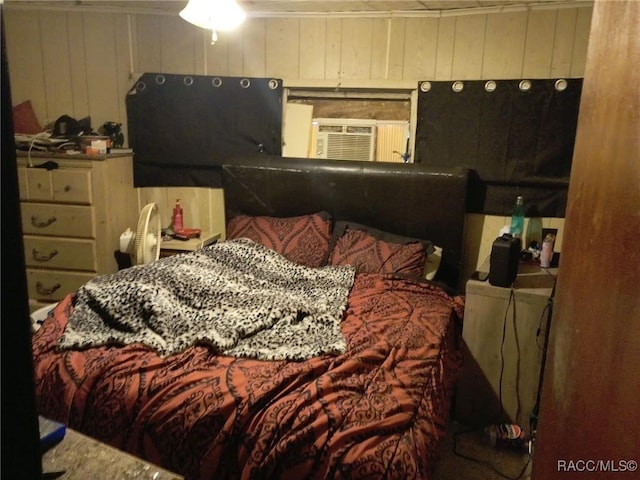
top-left (59, 238), bottom-right (356, 360)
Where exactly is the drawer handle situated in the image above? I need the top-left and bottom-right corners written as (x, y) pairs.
top-left (31, 215), bottom-right (57, 228)
top-left (32, 248), bottom-right (59, 262)
top-left (64, 185), bottom-right (71, 192)
top-left (36, 281), bottom-right (61, 296)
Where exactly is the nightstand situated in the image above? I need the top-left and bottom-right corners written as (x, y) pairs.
top-left (159, 231), bottom-right (221, 257)
top-left (454, 264), bottom-right (557, 429)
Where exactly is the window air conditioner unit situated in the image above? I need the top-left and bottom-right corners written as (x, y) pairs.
top-left (313, 119), bottom-right (376, 161)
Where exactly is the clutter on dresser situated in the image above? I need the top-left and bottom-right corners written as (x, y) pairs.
top-left (14, 113), bottom-right (126, 155)
top-left (98, 121), bottom-right (125, 149)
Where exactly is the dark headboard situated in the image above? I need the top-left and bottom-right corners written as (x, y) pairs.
top-left (222, 154), bottom-right (470, 290)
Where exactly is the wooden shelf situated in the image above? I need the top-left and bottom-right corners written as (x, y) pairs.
top-left (160, 231), bottom-right (221, 255)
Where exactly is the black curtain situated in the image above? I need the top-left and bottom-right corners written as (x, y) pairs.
top-left (415, 79), bottom-right (582, 217)
top-left (127, 73), bottom-right (283, 187)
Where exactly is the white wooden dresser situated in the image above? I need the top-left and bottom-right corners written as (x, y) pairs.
top-left (16, 152), bottom-right (138, 312)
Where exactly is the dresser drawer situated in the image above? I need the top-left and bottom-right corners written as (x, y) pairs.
top-left (23, 167), bottom-right (52, 201)
top-left (23, 235), bottom-right (97, 271)
top-left (26, 269), bottom-right (94, 302)
top-left (21, 203), bottom-right (95, 238)
top-left (52, 169), bottom-right (92, 204)
top-left (18, 167), bottom-right (92, 204)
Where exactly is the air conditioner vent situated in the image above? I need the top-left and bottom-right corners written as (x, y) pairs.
top-left (326, 132), bottom-right (374, 161)
top-left (313, 119), bottom-right (376, 161)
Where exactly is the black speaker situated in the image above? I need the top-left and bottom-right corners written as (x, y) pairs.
top-left (489, 234), bottom-right (521, 287)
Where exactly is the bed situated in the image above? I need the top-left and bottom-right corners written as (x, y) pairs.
top-left (32, 155), bottom-right (470, 480)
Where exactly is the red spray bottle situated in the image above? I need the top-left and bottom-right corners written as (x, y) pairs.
top-left (172, 199), bottom-right (183, 232)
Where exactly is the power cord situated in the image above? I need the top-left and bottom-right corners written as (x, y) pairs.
top-left (502, 268), bottom-right (557, 428)
top-left (511, 285), bottom-right (523, 423)
top-left (456, 267), bottom-right (555, 479)
top-left (530, 267), bottom-right (557, 443)
top-left (450, 286), bottom-right (531, 480)
top-left (453, 427), bottom-right (531, 480)
top-left (535, 299), bottom-right (553, 352)
top-left (498, 286), bottom-right (516, 418)
top-left (28, 135), bottom-right (36, 167)
top-left (535, 268), bottom-right (557, 348)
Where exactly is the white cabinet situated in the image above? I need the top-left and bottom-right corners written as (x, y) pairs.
top-left (17, 153), bottom-right (138, 311)
top-left (455, 265), bottom-right (557, 429)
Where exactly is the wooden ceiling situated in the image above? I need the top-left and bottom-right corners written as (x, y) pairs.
top-left (4, 0), bottom-right (592, 17)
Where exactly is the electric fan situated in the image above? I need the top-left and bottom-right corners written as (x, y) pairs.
top-left (121, 203), bottom-right (162, 265)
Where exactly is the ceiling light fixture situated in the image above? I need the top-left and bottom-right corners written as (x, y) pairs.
top-left (179, 0), bottom-right (246, 45)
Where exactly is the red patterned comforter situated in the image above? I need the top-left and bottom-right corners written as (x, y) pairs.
top-left (32, 273), bottom-right (463, 480)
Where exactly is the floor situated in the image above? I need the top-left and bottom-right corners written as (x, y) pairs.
top-left (42, 427), bottom-right (183, 480)
top-left (432, 422), bottom-right (533, 480)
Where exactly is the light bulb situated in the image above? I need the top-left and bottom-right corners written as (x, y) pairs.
top-left (179, 0), bottom-right (246, 34)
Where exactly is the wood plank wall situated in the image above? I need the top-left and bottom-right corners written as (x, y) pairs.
top-left (3, 4), bottom-right (593, 282)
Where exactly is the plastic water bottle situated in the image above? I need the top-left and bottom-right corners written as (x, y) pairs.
top-left (510, 196), bottom-right (525, 240)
